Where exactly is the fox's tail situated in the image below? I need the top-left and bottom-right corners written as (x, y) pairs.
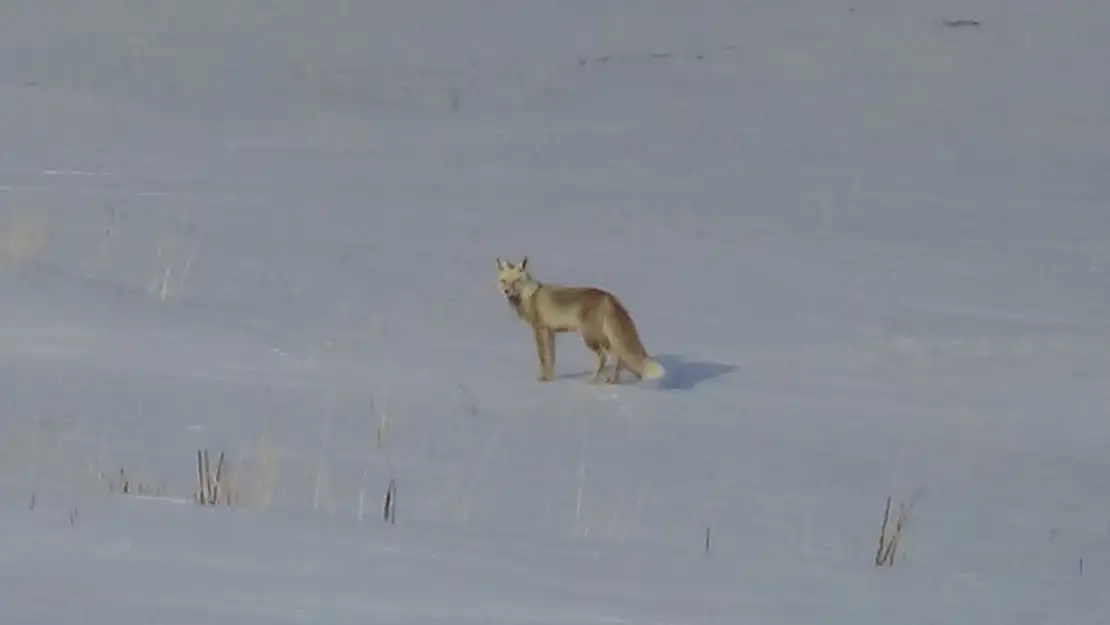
top-left (604, 296), bottom-right (665, 381)
top-left (640, 358), bottom-right (666, 380)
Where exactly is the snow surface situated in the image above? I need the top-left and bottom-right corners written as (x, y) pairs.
top-left (2, 0), bottom-right (1110, 622)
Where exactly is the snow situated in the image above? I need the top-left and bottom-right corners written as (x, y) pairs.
top-left (2, 0), bottom-right (1109, 622)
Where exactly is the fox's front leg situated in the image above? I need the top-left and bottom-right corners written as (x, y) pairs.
top-left (543, 328), bottom-right (556, 380)
top-left (534, 327), bottom-right (555, 381)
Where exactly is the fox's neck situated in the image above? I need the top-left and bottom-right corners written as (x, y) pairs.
top-left (519, 280), bottom-right (541, 299)
top-left (510, 280), bottom-right (543, 323)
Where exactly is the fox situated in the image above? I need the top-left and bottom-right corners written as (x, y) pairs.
top-left (496, 256), bottom-right (665, 384)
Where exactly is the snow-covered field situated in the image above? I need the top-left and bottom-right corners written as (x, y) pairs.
top-left (2, 1), bottom-right (1109, 622)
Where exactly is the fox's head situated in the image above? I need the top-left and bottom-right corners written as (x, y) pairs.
top-left (496, 256), bottom-right (532, 305)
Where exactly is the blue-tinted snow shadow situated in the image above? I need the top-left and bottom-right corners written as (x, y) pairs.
top-left (558, 353), bottom-right (736, 390)
top-left (652, 353), bottom-right (737, 391)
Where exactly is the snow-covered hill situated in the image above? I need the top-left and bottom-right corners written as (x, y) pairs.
top-left (2, 1), bottom-right (1109, 622)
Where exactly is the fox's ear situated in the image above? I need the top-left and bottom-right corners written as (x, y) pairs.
top-left (496, 257), bottom-right (506, 270)
top-left (519, 256), bottom-right (528, 270)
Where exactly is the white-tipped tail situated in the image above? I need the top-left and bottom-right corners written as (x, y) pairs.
top-left (641, 358), bottom-right (665, 381)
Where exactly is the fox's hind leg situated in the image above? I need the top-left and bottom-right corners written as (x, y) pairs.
top-left (583, 330), bottom-right (613, 383)
top-left (585, 339), bottom-right (608, 383)
top-left (587, 332), bottom-right (623, 384)
top-left (607, 356), bottom-right (625, 384)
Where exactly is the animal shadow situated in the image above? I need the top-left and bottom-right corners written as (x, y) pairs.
top-left (653, 354), bottom-right (736, 391)
top-left (558, 353), bottom-right (735, 390)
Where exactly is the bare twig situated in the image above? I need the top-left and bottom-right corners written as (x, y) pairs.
top-left (875, 491), bottom-right (921, 567)
top-left (383, 476), bottom-right (396, 524)
top-left (196, 450), bottom-right (206, 504)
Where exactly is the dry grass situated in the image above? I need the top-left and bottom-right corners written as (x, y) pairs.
top-left (194, 449), bottom-right (239, 506)
top-left (104, 466), bottom-right (167, 497)
top-left (875, 489), bottom-right (923, 567)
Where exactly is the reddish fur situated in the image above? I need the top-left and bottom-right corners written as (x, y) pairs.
top-left (605, 294), bottom-right (653, 376)
top-left (499, 257), bottom-right (661, 383)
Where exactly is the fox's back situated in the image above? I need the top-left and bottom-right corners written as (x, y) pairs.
top-left (532, 284), bottom-right (610, 332)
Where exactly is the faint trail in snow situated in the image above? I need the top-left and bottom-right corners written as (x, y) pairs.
top-left (0, 168), bottom-right (116, 178)
top-left (0, 183), bottom-right (254, 204)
